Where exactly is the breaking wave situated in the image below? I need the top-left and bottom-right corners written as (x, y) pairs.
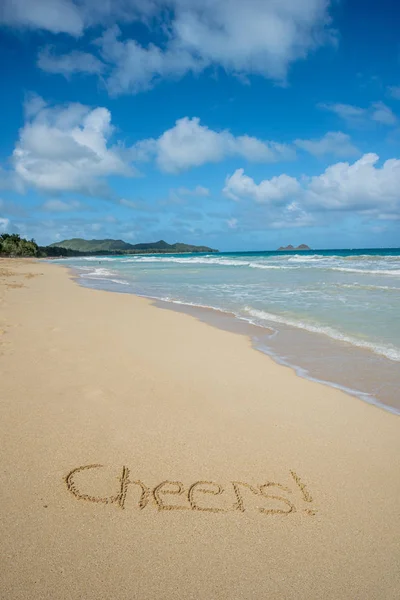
top-left (244, 307), bottom-right (400, 362)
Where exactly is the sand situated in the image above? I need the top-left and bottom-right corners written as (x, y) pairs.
top-left (0, 258), bottom-right (399, 600)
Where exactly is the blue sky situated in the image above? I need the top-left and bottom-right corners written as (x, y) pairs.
top-left (0, 0), bottom-right (399, 251)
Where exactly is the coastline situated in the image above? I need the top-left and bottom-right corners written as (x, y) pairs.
top-left (153, 298), bottom-right (400, 415)
top-left (70, 260), bottom-right (400, 415)
top-left (1, 258), bottom-right (399, 599)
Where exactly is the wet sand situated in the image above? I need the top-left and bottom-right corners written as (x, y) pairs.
top-left (153, 298), bottom-right (400, 414)
top-left (1, 258), bottom-right (399, 599)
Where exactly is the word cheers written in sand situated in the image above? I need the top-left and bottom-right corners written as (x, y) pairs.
top-left (65, 465), bottom-right (317, 516)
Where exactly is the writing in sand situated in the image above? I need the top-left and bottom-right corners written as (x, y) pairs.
top-left (65, 465), bottom-right (317, 515)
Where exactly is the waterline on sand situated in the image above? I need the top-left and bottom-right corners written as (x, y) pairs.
top-left (59, 248), bottom-right (400, 414)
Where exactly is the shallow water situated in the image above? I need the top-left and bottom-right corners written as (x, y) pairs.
top-left (58, 249), bottom-right (400, 414)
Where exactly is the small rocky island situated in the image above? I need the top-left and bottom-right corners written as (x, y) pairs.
top-left (277, 244), bottom-right (311, 251)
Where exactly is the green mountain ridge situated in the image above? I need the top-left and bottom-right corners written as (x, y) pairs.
top-left (48, 238), bottom-right (218, 255)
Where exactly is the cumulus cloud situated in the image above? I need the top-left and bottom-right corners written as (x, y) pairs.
top-left (224, 169), bottom-right (300, 203)
top-left (294, 131), bottom-right (359, 157)
top-left (319, 102), bottom-right (397, 127)
top-left (12, 97), bottom-right (133, 196)
top-left (223, 154), bottom-right (400, 219)
top-left (95, 25), bottom-right (201, 94)
top-left (305, 153), bottom-right (400, 211)
top-left (20, 0), bottom-right (335, 93)
top-left (98, 0), bottom-right (334, 93)
top-left (134, 117), bottom-right (295, 173)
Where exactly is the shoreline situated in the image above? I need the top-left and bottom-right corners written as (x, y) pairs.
top-left (155, 299), bottom-right (400, 416)
top-left (67, 261), bottom-right (400, 415)
top-left (1, 258), bottom-right (399, 600)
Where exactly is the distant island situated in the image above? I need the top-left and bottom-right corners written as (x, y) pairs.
top-left (277, 244), bottom-right (311, 251)
top-left (46, 238), bottom-right (218, 256)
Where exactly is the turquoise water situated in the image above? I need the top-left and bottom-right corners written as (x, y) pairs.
top-left (60, 249), bottom-right (400, 413)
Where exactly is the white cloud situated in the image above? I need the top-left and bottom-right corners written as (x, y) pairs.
top-left (294, 131), bottom-right (358, 157)
top-left (154, 118), bottom-right (227, 172)
top-left (306, 153), bottom-right (400, 211)
top-left (12, 97), bottom-right (133, 196)
top-left (96, 0), bottom-right (334, 93)
top-left (370, 101), bottom-right (397, 125)
top-left (134, 117), bottom-right (294, 173)
top-left (171, 0), bottom-right (334, 78)
top-left (38, 47), bottom-right (105, 77)
top-left (319, 101), bottom-right (397, 127)
top-left (223, 154), bottom-right (400, 218)
top-left (26, 0), bottom-right (334, 94)
top-left (96, 25), bottom-right (201, 94)
top-left (318, 103), bottom-right (366, 121)
top-left (224, 168), bottom-right (300, 203)
top-left (0, 0), bottom-right (84, 35)
top-left (1, 0), bottom-right (149, 35)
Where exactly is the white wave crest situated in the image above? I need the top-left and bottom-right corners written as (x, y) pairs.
top-left (73, 256), bottom-right (116, 262)
top-left (86, 268), bottom-right (114, 276)
top-left (331, 267), bottom-right (400, 276)
top-left (126, 256), bottom-right (246, 266)
top-left (125, 255), bottom-right (297, 270)
top-left (287, 254), bottom-right (328, 262)
top-left (82, 268), bottom-right (130, 285)
top-left (244, 307), bottom-right (400, 362)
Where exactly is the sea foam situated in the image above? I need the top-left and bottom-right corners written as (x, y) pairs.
top-left (244, 307), bottom-right (400, 362)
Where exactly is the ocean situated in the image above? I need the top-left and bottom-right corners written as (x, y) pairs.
top-left (59, 248), bottom-right (400, 414)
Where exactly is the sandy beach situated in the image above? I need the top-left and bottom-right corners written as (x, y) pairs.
top-left (0, 258), bottom-right (399, 600)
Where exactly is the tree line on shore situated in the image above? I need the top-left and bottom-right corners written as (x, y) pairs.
top-left (0, 233), bottom-right (104, 257)
top-left (0, 233), bottom-right (40, 257)
top-left (0, 233), bottom-right (218, 257)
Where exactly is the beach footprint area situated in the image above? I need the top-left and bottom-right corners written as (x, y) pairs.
top-left (1, 259), bottom-right (399, 600)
